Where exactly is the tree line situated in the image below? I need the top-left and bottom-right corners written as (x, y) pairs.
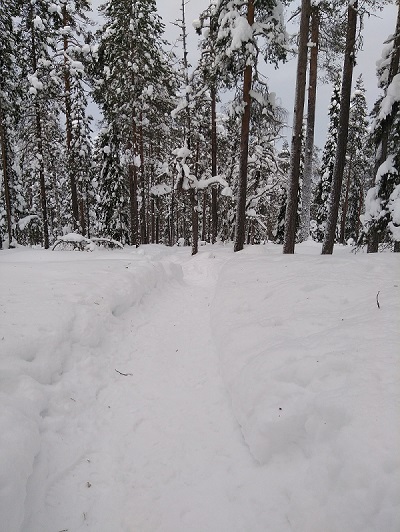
top-left (0, 0), bottom-right (399, 254)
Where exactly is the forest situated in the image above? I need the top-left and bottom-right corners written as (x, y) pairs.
top-left (0, 0), bottom-right (399, 255)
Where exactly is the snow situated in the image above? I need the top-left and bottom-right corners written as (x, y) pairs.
top-left (17, 215), bottom-right (40, 231)
top-left (0, 243), bottom-right (399, 532)
top-left (377, 73), bottom-right (400, 122)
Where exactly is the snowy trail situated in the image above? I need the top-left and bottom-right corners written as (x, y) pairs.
top-left (21, 251), bottom-right (288, 532)
top-left (3, 245), bottom-right (399, 532)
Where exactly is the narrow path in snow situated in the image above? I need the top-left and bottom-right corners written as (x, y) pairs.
top-left (23, 252), bottom-right (287, 532)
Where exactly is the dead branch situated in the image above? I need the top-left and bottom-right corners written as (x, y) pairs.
top-left (115, 369), bottom-right (133, 377)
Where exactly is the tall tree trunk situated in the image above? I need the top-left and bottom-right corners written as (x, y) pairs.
top-left (300, 6), bottom-right (319, 242)
top-left (139, 117), bottom-right (147, 244)
top-left (367, 2), bottom-right (400, 252)
top-left (30, 9), bottom-right (49, 249)
top-left (283, 0), bottom-right (311, 254)
top-left (202, 190), bottom-right (207, 241)
top-left (129, 123), bottom-right (138, 247)
top-left (180, 0), bottom-right (198, 254)
top-left (0, 104), bottom-right (13, 245)
top-left (211, 84), bottom-right (218, 244)
top-left (129, 162), bottom-right (138, 247)
top-left (62, 5), bottom-right (79, 230)
top-left (322, 1), bottom-right (358, 254)
top-left (234, 0), bottom-right (255, 252)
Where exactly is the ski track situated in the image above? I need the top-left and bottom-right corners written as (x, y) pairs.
top-left (22, 252), bottom-right (288, 532)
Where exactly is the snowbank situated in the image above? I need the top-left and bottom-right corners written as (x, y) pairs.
top-left (211, 243), bottom-right (400, 531)
top-left (0, 247), bottom-right (181, 532)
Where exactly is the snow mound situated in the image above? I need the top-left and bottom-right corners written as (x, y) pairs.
top-left (0, 247), bottom-right (182, 532)
top-left (211, 245), bottom-right (400, 531)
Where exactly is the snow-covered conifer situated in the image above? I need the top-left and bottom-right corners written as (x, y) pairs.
top-left (311, 79), bottom-right (341, 242)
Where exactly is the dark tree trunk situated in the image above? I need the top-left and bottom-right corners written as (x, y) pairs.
top-left (0, 104), bottom-right (13, 245)
top-left (234, 0), bottom-right (255, 252)
top-left (129, 163), bottom-right (138, 247)
top-left (62, 5), bottom-right (79, 231)
top-left (202, 190), bottom-right (207, 241)
top-left (139, 118), bottom-right (147, 244)
top-left (190, 189), bottom-right (198, 255)
top-left (129, 123), bottom-right (139, 247)
top-left (300, 6), bottom-right (319, 242)
top-left (283, 0), bottom-right (311, 254)
top-left (339, 157), bottom-right (353, 244)
top-left (322, 1), bottom-right (358, 255)
top-left (211, 84), bottom-right (218, 244)
top-left (30, 9), bottom-right (49, 249)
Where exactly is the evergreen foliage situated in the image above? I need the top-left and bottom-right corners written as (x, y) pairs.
top-left (311, 79), bottom-right (341, 242)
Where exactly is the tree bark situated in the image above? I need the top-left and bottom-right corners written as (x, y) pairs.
top-left (322, 1), bottom-right (358, 255)
top-left (139, 116), bottom-right (147, 244)
top-left (30, 8), bottom-right (49, 249)
top-left (211, 84), bottom-right (218, 243)
top-left (234, 0), bottom-right (255, 252)
top-left (0, 103), bottom-right (13, 245)
top-left (62, 4), bottom-right (79, 231)
top-left (283, 0), bottom-right (311, 254)
top-left (300, 6), bottom-right (319, 242)
top-left (129, 122), bottom-right (138, 247)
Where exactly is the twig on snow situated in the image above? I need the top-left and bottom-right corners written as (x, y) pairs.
top-left (376, 291), bottom-right (381, 309)
top-left (115, 369), bottom-right (133, 377)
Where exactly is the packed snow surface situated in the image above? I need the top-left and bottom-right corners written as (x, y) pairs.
top-left (0, 242), bottom-right (399, 532)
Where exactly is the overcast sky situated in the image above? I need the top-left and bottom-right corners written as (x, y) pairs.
top-left (92, 0), bottom-right (398, 149)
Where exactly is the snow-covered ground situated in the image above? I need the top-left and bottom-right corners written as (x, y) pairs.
top-left (0, 242), bottom-right (399, 532)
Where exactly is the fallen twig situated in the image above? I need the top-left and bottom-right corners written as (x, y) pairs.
top-left (376, 291), bottom-right (381, 309)
top-left (115, 369), bottom-right (133, 377)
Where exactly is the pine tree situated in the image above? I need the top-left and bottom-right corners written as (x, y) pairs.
top-left (322, 0), bottom-right (392, 254)
top-left (212, 0), bottom-right (288, 252)
top-left (283, 0), bottom-right (310, 254)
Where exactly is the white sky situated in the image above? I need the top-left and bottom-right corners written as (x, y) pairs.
top-left (92, 0), bottom-right (398, 149)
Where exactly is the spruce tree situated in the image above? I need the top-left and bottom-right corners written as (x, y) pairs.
top-left (18, 0), bottom-right (63, 248)
top-left (311, 79), bottom-right (341, 242)
top-left (361, 3), bottom-right (400, 251)
top-left (339, 75), bottom-right (370, 243)
top-left (0, 0), bottom-right (21, 247)
top-left (95, 0), bottom-right (173, 246)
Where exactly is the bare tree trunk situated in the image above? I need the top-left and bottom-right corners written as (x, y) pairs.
top-left (30, 9), bottom-right (49, 249)
top-left (202, 190), bottom-right (207, 241)
top-left (367, 2), bottom-right (400, 253)
top-left (300, 6), bottom-right (319, 242)
top-left (211, 84), bottom-right (218, 244)
top-left (129, 163), bottom-right (138, 247)
top-left (139, 116), bottom-right (147, 244)
top-left (234, 0), bottom-right (255, 252)
top-left (129, 123), bottom-right (138, 247)
top-left (62, 5), bottom-right (79, 231)
top-left (0, 103), bottom-right (13, 245)
top-left (283, 0), bottom-right (311, 254)
top-left (322, 1), bottom-right (358, 255)
top-left (339, 157), bottom-right (353, 244)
